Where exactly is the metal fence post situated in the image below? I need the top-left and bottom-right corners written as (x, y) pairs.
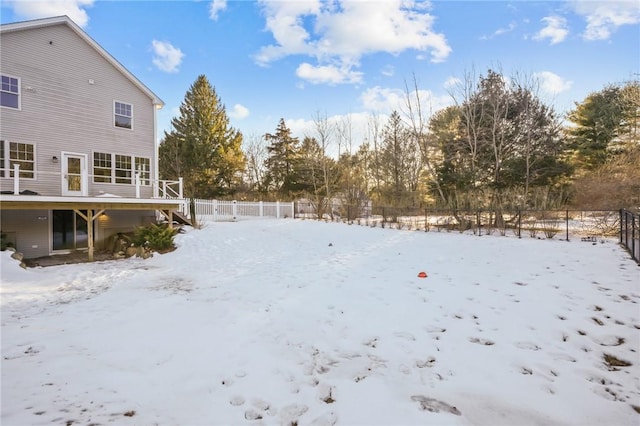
top-left (518, 208), bottom-right (522, 239)
top-left (619, 209), bottom-right (623, 245)
top-left (633, 212), bottom-right (637, 264)
top-left (565, 209), bottom-right (569, 242)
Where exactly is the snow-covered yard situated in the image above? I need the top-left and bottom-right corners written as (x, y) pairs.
top-left (1, 219), bottom-right (639, 425)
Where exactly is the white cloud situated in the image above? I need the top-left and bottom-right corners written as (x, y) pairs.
top-left (296, 63), bottom-right (363, 85)
top-left (151, 40), bottom-right (184, 74)
top-left (253, 0), bottom-right (321, 65)
top-left (443, 76), bottom-right (461, 90)
top-left (571, 1), bottom-right (640, 41)
top-left (534, 71), bottom-right (573, 95)
top-left (255, 0), bottom-right (451, 84)
top-left (4, 0), bottom-right (94, 28)
top-left (360, 86), bottom-right (451, 116)
top-left (381, 65), bottom-right (395, 77)
top-left (533, 16), bottom-right (569, 45)
top-left (229, 103), bottom-right (249, 120)
top-left (209, 0), bottom-right (227, 21)
top-left (480, 21), bottom-right (517, 40)
top-left (286, 112), bottom-right (376, 156)
top-left (360, 86), bottom-right (406, 112)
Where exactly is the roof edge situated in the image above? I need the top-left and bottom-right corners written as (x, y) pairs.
top-left (1, 15), bottom-right (164, 108)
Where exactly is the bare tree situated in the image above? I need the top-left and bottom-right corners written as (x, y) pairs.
top-left (312, 111), bottom-right (336, 216)
top-left (403, 73), bottom-right (445, 205)
top-left (242, 133), bottom-right (268, 194)
top-left (366, 112), bottom-right (384, 203)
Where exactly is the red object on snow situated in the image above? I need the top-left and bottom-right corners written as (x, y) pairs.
top-left (418, 271), bottom-right (428, 278)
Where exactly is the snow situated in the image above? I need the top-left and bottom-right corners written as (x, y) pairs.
top-left (1, 219), bottom-right (639, 425)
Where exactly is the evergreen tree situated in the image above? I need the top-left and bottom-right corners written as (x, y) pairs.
top-left (567, 81), bottom-right (640, 170)
top-left (378, 111), bottom-right (421, 206)
top-left (567, 85), bottom-right (624, 169)
top-left (263, 118), bottom-right (302, 196)
top-left (159, 75), bottom-right (245, 201)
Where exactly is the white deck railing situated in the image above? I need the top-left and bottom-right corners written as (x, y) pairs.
top-left (3, 164), bottom-right (183, 200)
top-left (190, 199), bottom-right (294, 222)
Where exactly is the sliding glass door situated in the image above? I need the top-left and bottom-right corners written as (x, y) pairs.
top-left (52, 210), bottom-right (88, 251)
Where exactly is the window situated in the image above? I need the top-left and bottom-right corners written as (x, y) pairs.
top-left (1, 74), bottom-right (20, 109)
top-left (92, 152), bottom-right (150, 185)
top-left (114, 101), bottom-right (132, 129)
top-left (93, 152), bottom-right (112, 183)
top-left (0, 140), bottom-right (35, 178)
top-left (10, 142), bottom-right (35, 178)
top-left (134, 156), bottom-right (150, 185)
top-left (114, 154), bottom-right (132, 184)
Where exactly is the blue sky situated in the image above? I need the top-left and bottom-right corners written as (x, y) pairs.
top-left (2, 0), bottom-right (639, 148)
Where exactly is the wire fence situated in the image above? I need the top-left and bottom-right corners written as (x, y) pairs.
top-left (620, 209), bottom-right (639, 264)
top-left (295, 203), bottom-right (630, 244)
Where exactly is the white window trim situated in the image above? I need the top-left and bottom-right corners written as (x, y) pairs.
top-left (92, 150), bottom-right (113, 184)
top-left (113, 100), bottom-right (133, 130)
top-left (0, 139), bottom-right (36, 180)
top-left (1, 73), bottom-right (21, 111)
top-left (133, 156), bottom-right (151, 186)
top-left (114, 153), bottom-right (133, 184)
top-left (91, 151), bottom-right (151, 186)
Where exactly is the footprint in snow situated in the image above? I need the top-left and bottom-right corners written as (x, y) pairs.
top-left (514, 341), bottom-right (541, 351)
top-left (310, 411), bottom-right (337, 426)
top-left (468, 337), bottom-right (495, 346)
top-left (411, 395), bottom-right (461, 416)
top-left (279, 403), bottom-right (308, 425)
top-left (229, 396), bottom-right (245, 406)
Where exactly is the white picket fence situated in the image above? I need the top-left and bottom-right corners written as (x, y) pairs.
top-left (184, 199), bottom-right (294, 222)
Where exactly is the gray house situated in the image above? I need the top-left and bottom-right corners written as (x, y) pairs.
top-left (0, 16), bottom-right (183, 260)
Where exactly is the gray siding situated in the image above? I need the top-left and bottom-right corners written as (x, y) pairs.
top-left (0, 24), bottom-right (156, 197)
top-left (1, 209), bottom-right (157, 259)
top-left (1, 210), bottom-right (51, 258)
top-left (0, 20), bottom-right (166, 259)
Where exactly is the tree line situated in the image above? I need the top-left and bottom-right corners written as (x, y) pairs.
top-left (159, 71), bottom-right (639, 222)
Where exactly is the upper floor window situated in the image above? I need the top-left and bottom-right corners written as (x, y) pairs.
top-left (114, 101), bottom-right (132, 129)
top-left (0, 140), bottom-right (35, 178)
top-left (1, 74), bottom-right (20, 109)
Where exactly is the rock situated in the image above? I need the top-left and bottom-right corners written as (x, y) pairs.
top-left (110, 232), bottom-right (132, 254)
top-left (10, 251), bottom-right (23, 261)
top-left (136, 246), bottom-right (153, 259)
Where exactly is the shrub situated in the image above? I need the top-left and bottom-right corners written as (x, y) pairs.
top-left (132, 223), bottom-right (178, 253)
top-left (1, 232), bottom-right (14, 251)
